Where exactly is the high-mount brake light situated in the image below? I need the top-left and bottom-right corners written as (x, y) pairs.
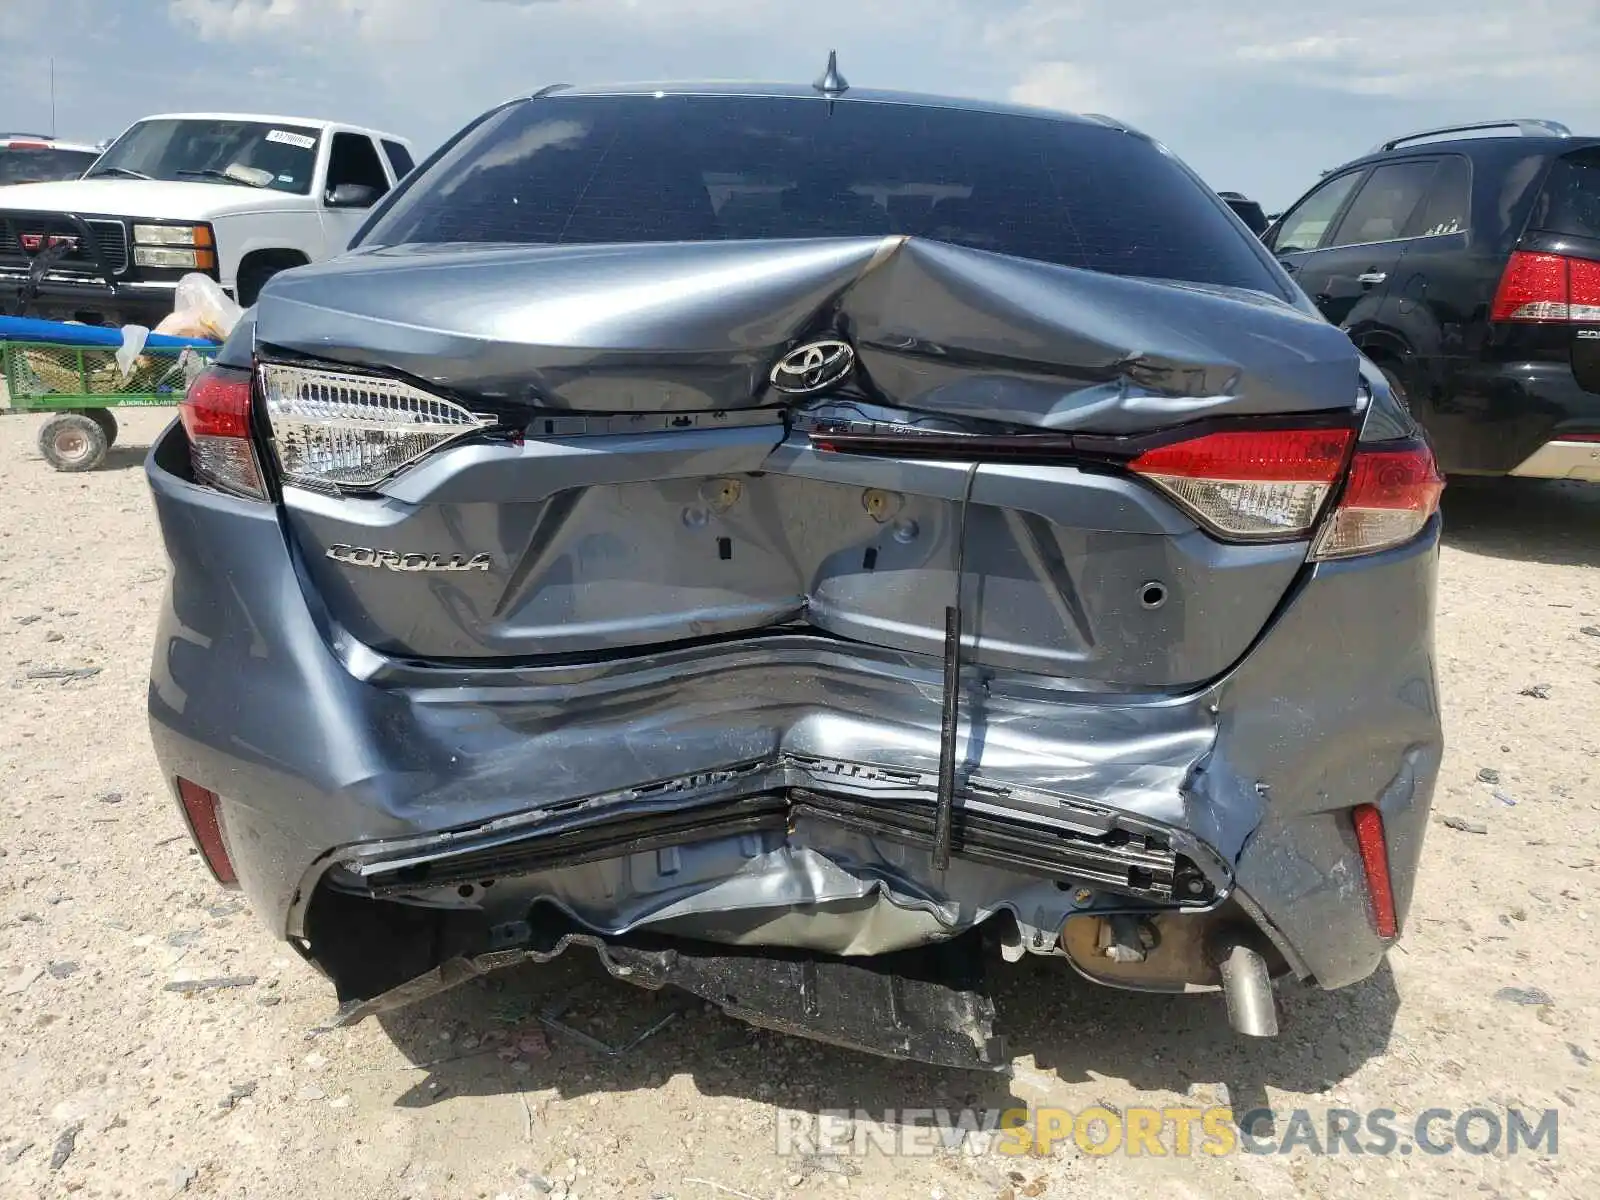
top-left (1491, 250), bottom-right (1600, 322)
top-left (179, 364), bottom-right (267, 499)
top-left (1128, 427), bottom-right (1355, 539)
top-left (259, 363), bottom-right (495, 490)
top-left (1310, 436), bottom-right (1444, 560)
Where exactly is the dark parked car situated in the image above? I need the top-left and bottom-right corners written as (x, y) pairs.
top-left (0, 135), bottom-right (99, 184)
top-left (1219, 190), bottom-right (1270, 236)
top-left (145, 71), bottom-right (1443, 1067)
top-left (1266, 119), bottom-right (1600, 479)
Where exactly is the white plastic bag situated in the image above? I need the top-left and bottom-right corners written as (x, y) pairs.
top-left (115, 324), bottom-right (150, 378)
top-left (154, 273), bottom-right (243, 342)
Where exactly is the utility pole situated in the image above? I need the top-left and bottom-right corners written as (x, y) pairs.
top-left (50, 58), bottom-right (57, 137)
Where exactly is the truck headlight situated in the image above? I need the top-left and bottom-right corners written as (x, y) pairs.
top-left (133, 223), bottom-right (213, 247)
top-left (134, 246), bottom-right (216, 269)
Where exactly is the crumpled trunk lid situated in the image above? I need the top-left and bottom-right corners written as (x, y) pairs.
top-left (254, 237), bottom-right (1361, 687)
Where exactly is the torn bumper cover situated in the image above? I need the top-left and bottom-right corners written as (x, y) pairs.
top-left (146, 416), bottom-right (1440, 1066)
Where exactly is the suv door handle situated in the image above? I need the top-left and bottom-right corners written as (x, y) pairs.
top-left (1357, 271), bottom-right (1388, 286)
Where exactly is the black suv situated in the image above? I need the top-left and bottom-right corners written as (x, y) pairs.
top-left (1266, 119), bottom-right (1600, 480)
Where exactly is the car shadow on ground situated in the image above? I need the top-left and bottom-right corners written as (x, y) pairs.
top-left (372, 948), bottom-right (1399, 1124)
top-left (94, 445), bottom-right (149, 472)
top-left (1441, 478), bottom-right (1600, 568)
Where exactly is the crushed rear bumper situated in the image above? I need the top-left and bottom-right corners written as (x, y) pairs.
top-left (145, 421), bottom-right (1443, 1064)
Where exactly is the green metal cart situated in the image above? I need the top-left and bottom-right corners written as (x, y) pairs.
top-left (1, 335), bottom-right (215, 472)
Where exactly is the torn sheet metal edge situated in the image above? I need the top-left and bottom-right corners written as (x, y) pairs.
top-left (332, 930), bottom-right (1007, 1072)
top-left (338, 752), bottom-right (1233, 890)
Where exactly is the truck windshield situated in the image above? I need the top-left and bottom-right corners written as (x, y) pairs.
top-left (88, 119), bottom-right (321, 195)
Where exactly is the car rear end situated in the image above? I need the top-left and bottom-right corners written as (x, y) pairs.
top-left (144, 89), bottom-right (1443, 1067)
top-left (0, 137), bottom-right (98, 185)
top-left (1481, 140), bottom-right (1600, 479)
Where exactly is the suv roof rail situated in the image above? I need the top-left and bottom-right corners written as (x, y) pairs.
top-left (1370, 118), bottom-right (1572, 154)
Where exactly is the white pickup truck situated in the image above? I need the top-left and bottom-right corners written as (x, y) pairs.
top-left (0, 112), bottom-right (415, 326)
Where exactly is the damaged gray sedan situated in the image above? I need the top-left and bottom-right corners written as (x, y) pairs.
top-left (145, 72), bottom-right (1444, 1069)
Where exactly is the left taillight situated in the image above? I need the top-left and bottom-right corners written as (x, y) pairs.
top-left (179, 363), bottom-right (267, 499)
top-left (1128, 427), bottom-right (1355, 539)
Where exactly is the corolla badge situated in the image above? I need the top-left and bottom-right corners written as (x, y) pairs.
top-left (769, 339), bottom-right (855, 395)
top-left (326, 544), bottom-right (491, 572)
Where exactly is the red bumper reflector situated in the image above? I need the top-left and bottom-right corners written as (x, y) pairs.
top-left (1352, 804), bottom-right (1397, 939)
top-left (176, 777), bottom-right (238, 886)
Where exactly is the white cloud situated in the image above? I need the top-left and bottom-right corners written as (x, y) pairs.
top-left (1008, 62), bottom-right (1114, 118)
top-left (4, 0), bottom-right (1597, 211)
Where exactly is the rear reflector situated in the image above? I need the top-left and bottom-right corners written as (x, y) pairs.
top-left (1128, 428), bottom-right (1354, 539)
top-left (180, 364), bottom-right (266, 499)
top-left (175, 778), bottom-right (238, 886)
top-left (1491, 250), bottom-right (1600, 322)
top-left (1310, 436), bottom-right (1444, 560)
top-left (1351, 804), bottom-right (1398, 940)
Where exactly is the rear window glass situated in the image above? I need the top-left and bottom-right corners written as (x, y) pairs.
top-left (0, 148), bottom-right (97, 184)
top-left (1531, 151), bottom-right (1600, 240)
top-left (361, 95), bottom-right (1282, 294)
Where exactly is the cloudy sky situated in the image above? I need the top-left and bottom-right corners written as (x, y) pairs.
top-left (2, 0), bottom-right (1598, 210)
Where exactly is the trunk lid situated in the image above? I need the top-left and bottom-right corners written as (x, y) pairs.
top-left (255, 237), bottom-right (1362, 688)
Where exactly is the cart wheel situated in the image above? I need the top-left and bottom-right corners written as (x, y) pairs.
top-left (83, 408), bottom-right (119, 447)
top-left (38, 413), bottom-right (109, 472)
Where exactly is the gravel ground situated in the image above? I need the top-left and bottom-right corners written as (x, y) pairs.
top-left (1, 408), bottom-right (1597, 1200)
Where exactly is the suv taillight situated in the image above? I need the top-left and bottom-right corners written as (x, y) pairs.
top-left (1491, 250), bottom-right (1600, 322)
top-left (179, 363), bottom-right (267, 499)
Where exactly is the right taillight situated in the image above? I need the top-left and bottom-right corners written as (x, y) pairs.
top-left (1310, 436), bottom-right (1444, 560)
top-left (1491, 250), bottom-right (1600, 322)
top-left (180, 363), bottom-right (267, 499)
top-left (1128, 427), bottom-right (1355, 539)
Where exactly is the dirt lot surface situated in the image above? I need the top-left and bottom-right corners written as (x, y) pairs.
top-left (1, 407), bottom-right (1596, 1200)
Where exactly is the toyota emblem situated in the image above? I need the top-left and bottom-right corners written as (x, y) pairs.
top-left (769, 339), bottom-right (855, 395)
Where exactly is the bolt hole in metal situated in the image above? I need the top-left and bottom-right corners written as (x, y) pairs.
top-left (1140, 581), bottom-right (1169, 609)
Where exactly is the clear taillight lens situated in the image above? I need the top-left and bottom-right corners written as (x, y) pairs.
top-left (1128, 428), bottom-right (1355, 539)
top-left (259, 363), bottom-right (493, 490)
top-left (1311, 437), bottom-right (1444, 560)
top-left (179, 364), bottom-right (266, 499)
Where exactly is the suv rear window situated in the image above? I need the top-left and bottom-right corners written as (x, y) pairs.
top-left (360, 94), bottom-right (1283, 294)
top-left (0, 147), bottom-right (97, 184)
top-left (1531, 151), bottom-right (1600, 240)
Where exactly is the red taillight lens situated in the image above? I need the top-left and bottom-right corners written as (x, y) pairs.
top-left (1311, 437), bottom-right (1444, 560)
top-left (1351, 804), bottom-right (1398, 940)
top-left (1491, 250), bottom-right (1600, 322)
top-left (180, 364), bottom-right (266, 498)
top-left (1128, 428), bottom-right (1354, 538)
top-left (175, 778), bottom-right (238, 886)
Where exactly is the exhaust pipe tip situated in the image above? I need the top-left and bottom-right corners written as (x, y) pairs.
top-left (1213, 937), bottom-right (1279, 1038)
